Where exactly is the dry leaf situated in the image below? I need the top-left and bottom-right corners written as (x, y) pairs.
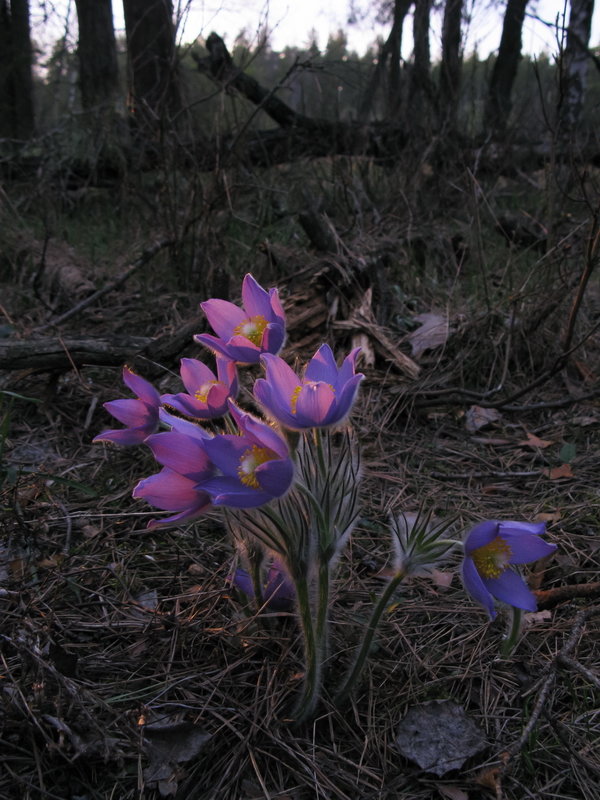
top-left (465, 406), bottom-right (502, 432)
top-left (437, 786), bottom-right (469, 800)
top-left (431, 569), bottom-right (454, 589)
top-left (574, 359), bottom-right (596, 383)
top-left (475, 766), bottom-right (502, 792)
top-left (351, 332), bottom-right (376, 367)
top-left (523, 610), bottom-right (552, 625)
top-left (407, 313), bottom-right (450, 358)
top-left (571, 415), bottom-right (599, 426)
top-left (534, 511), bottom-right (562, 523)
top-left (143, 720), bottom-right (211, 797)
top-left (543, 464), bottom-right (574, 480)
top-left (395, 700), bottom-right (487, 776)
top-left (518, 431), bottom-right (553, 449)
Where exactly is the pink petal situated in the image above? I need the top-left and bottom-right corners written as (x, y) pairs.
top-left (295, 382), bottom-right (336, 426)
top-left (122, 368), bottom-right (160, 405)
top-left (241, 274), bottom-right (273, 319)
top-left (201, 298), bottom-right (246, 339)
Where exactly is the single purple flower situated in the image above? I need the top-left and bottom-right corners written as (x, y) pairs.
top-left (194, 273), bottom-right (286, 364)
top-left (93, 367), bottom-right (160, 446)
top-left (161, 357), bottom-right (238, 420)
top-left (232, 559), bottom-right (295, 611)
top-left (132, 467), bottom-right (212, 529)
top-left (144, 424), bottom-right (213, 481)
top-left (200, 401), bottom-right (294, 508)
top-left (254, 344), bottom-right (364, 429)
top-left (461, 520), bottom-right (557, 619)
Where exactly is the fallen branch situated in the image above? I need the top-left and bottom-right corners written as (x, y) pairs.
top-left (31, 238), bottom-right (175, 334)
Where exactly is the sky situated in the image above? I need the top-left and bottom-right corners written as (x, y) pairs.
top-left (35, 0), bottom-right (600, 60)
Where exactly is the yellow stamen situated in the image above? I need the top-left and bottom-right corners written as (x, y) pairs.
top-left (471, 536), bottom-right (513, 579)
top-left (290, 385), bottom-right (303, 414)
top-left (237, 444), bottom-right (273, 489)
top-left (194, 380), bottom-right (223, 403)
top-left (233, 315), bottom-right (268, 347)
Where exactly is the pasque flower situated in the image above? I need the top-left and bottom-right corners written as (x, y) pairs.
top-left (93, 367), bottom-right (160, 446)
top-left (200, 401), bottom-right (294, 508)
top-left (233, 558), bottom-right (295, 611)
top-left (254, 344), bottom-right (364, 429)
top-left (133, 417), bottom-right (215, 528)
top-left (161, 357), bottom-right (238, 420)
top-left (133, 468), bottom-right (213, 529)
top-left (462, 520), bottom-right (557, 619)
top-left (195, 273), bottom-right (286, 364)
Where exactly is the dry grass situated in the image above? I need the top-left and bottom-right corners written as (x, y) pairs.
top-left (1, 159), bottom-right (600, 800)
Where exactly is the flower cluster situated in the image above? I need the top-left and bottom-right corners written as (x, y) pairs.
top-left (95, 273), bottom-right (557, 721)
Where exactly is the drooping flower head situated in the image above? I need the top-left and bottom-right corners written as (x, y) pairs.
top-left (200, 400), bottom-right (294, 508)
top-left (133, 418), bottom-right (215, 528)
top-left (133, 468), bottom-right (213, 529)
top-left (195, 274), bottom-right (286, 364)
top-left (93, 367), bottom-right (160, 446)
top-left (462, 520), bottom-right (556, 619)
top-left (254, 344), bottom-right (364, 430)
top-left (232, 558), bottom-right (295, 611)
top-left (161, 357), bottom-right (238, 420)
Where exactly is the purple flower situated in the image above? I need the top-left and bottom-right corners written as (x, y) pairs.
top-left (161, 357), bottom-right (238, 420)
top-left (133, 419), bottom-right (215, 528)
top-left (462, 520), bottom-right (557, 619)
top-left (133, 467), bottom-right (212, 529)
top-left (93, 367), bottom-right (160, 446)
top-left (194, 273), bottom-right (286, 364)
top-left (200, 401), bottom-right (294, 508)
top-left (254, 344), bottom-right (364, 429)
top-left (232, 559), bottom-right (295, 611)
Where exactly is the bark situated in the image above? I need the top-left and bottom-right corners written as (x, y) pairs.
top-left (74, 0), bottom-right (120, 111)
top-left (484, 0), bottom-right (528, 134)
top-left (439, 0), bottom-right (464, 129)
top-left (0, 0), bottom-right (35, 138)
top-left (122, 0), bottom-right (181, 135)
top-left (409, 0), bottom-right (436, 126)
top-left (558, 0), bottom-right (595, 133)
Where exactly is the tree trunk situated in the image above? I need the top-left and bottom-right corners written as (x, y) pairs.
top-left (439, 0), bottom-right (463, 129)
top-left (409, 0), bottom-right (435, 127)
top-left (358, 0), bottom-right (412, 121)
top-left (74, 0), bottom-right (120, 112)
top-left (122, 0), bottom-right (181, 139)
top-left (0, 0), bottom-right (35, 139)
top-left (484, 0), bottom-right (528, 134)
top-left (558, 0), bottom-right (595, 133)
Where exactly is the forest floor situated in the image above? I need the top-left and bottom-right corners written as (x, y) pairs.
top-left (1, 154), bottom-right (600, 799)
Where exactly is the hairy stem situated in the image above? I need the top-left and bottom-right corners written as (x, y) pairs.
top-left (501, 606), bottom-right (523, 657)
top-left (334, 569), bottom-right (406, 706)
top-left (293, 575), bottom-right (321, 724)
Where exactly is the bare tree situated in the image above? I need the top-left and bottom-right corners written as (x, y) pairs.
top-left (558, 0), bottom-right (595, 133)
top-left (408, 0), bottom-right (436, 127)
top-left (122, 0), bottom-right (181, 137)
top-left (0, 0), bottom-right (35, 139)
top-left (74, 0), bottom-right (120, 113)
top-left (484, 0), bottom-right (529, 134)
top-left (357, 0), bottom-right (413, 121)
top-left (439, 0), bottom-right (464, 129)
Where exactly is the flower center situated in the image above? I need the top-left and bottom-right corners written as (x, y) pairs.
top-left (237, 444), bottom-right (273, 489)
top-left (194, 380), bottom-right (223, 404)
top-left (233, 315), bottom-right (268, 347)
top-left (290, 381), bottom-right (335, 414)
top-left (471, 536), bottom-right (513, 579)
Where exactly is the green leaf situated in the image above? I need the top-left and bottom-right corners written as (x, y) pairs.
top-left (559, 442), bottom-right (576, 463)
